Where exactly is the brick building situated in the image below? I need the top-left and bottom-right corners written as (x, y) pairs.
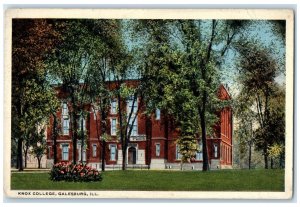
top-left (46, 81), bottom-right (233, 170)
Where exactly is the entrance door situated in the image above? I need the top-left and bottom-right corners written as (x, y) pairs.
top-left (128, 147), bottom-right (136, 164)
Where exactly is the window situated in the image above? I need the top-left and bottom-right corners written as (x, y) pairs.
top-left (62, 144), bottom-right (69, 161)
top-left (176, 145), bottom-right (182, 160)
top-left (196, 142), bottom-right (203, 160)
top-left (214, 144), bottom-right (218, 158)
top-left (110, 144), bottom-right (117, 161)
top-left (127, 96), bottom-right (138, 136)
top-left (111, 118), bottom-right (117, 135)
top-left (62, 102), bottom-right (69, 135)
top-left (111, 99), bottom-right (117, 114)
top-left (155, 108), bottom-right (161, 120)
top-left (127, 96), bottom-right (138, 114)
top-left (79, 116), bottom-right (85, 131)
top-left (48, 146), bottom-right (52, 159)
top-left (92, 144), bottom-right (97, 157)
top-left (63, 119), bottom-right (69, 135)
top-left (128, 117), bottom-right (138, 136)
top-left (77, 143), bottom-right (86, 162)
top-left (155, 143), bottom-right (160, 157)
top-left (62, 103), bottom-right (68, 118)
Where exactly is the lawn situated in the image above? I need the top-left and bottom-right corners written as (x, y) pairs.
top-left (11, 169), bottom-right (284, 191)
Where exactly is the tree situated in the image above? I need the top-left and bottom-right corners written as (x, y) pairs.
top-left (130, 20), bottom-right (246, 171)
top-left (173, 20), bottom-right (247, 171)
top-left (235, 40), bottom-right (284, 169)
top-left (47, 19), bottom-right (96, 164)
top-left (234, 93), bottom-right (256, 169)
top-left (12, 19), bottom-right (61, 171)
top-left (30, 127), bottom-right (48, 168)
top-left (84, 19), bottom-right (125, 171)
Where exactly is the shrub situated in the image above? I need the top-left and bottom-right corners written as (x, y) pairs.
top-left (50, 162), bottom-right (102, 182)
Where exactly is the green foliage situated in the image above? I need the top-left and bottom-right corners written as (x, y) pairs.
top-left (29, 128), bottom-right (47, 160)
top-left (235, 38), bottom-right (285, 168)
top-left (12, 19), bottom-right (61, 170)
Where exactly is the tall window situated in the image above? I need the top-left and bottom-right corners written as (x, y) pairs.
top-left (110, 144), bottom-right (117, 161)
top-left (196, 142), bottom-right (203, 160)
top-left (155, 143), bottom-right (160, 157)
top-left (62, 144), bottom-right (69, 161)
top-left (92, 144), bottom-right (97, 157)
top-left (214, 144), bottom-right (218, 158)
top-left (77, 143), bottom-right (86, 162)
top-left (176, 145), bottom-right (182, 160)
top-left (111, 118), bottom-right (117, 136)
top-left (48, 146), bottom-right (52, 159)
top-left (79, 116), bottom-right (85, 131)
top-left (127, 96), bottom-right (138, 136)
top-left (111, 99), bottom-right (117, 114)
top-left (155, 108), bottom-right (161, 120)
top-left (62, 103), bottom-right (68, 118)
top-left (62, 103), bottom-right (69, 135)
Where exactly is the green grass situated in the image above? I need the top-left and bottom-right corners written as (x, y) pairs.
top-left (11, 169), bottom-right (284, 191)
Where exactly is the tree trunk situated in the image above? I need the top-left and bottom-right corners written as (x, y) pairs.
top-left (248, 143), bottom-right (252, 170)
top-left (145, 116), bottom-right (152, 167)
top-left (264, 145), bottom-right (268, 169)
top-left (101, 140), bottom-right (106, 171)
top-left (17, 138), bottom-right (24, 171)
top-left (101, 105), bottom-right (108, 171)
top-left (52, 114), bottom-right (58, 164)
top-left (271, 157), bottom-right (274, 169)
top-left (164, 114), bottom-right (169, 162)
top-left (122, 143), bottom-right (127, 170)
top-left (37, 157), bottom-right (41, 169)
top-left (71, 95), bottom-right (78, 164)
top-left (24, 144), bottom-right (29, 168)
top-left (199, 108), bottom-right (209, 171)
top-left (81, 116), bottom-right (84, 163)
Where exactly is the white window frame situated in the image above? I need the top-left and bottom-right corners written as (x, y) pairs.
top-left (155, 108), bottom-right (161, 120)
top-left (127, 96), bottom-right (138, 115)
top-left (79, 116), bottom-right (86, 131)
top-left (62, 103), bottom-right (68, 118)
top-left (92, 144), bottom-right (97, 157)
top-left (48, 146), bottom-right (52, 159)
top-left (176, 144), bottom-right (182, 160)
top-left (214, 144), bottom-right (218, 158)
top-left (155, 143), bottom-right (160, 157)
top-left (127, 96), bottom-right (138, 136)
top-left (77, 143), bottom-right (86, 162)
top-left (111, 99), bottom-right (117, 114)
top-left (111, 118), bottom-right (117, 136)
top-left (62, 102), bottom-right (70, 135)
top-left (110, 144), bottom-right (117, 161)
top-left (196, 142), bottom-right (203, 160)
top-left (62, 144), bottom-right (69, 161)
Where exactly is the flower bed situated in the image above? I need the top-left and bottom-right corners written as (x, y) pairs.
top-left (50, 162), bottom-right (102, 182)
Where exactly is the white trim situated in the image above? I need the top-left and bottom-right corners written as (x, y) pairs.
top-left (61, 143), bottom-right (69, 161)
top-left (92, 144), bottom-right (97, 157)
top-left (110, 99), bottom-right (118, 114)
top-left (109, 144), bottom-right (117, 161)
top-left (155, 143), bottom-right (160, 157)
top-left (111, 118), bottom-right (117, 136)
